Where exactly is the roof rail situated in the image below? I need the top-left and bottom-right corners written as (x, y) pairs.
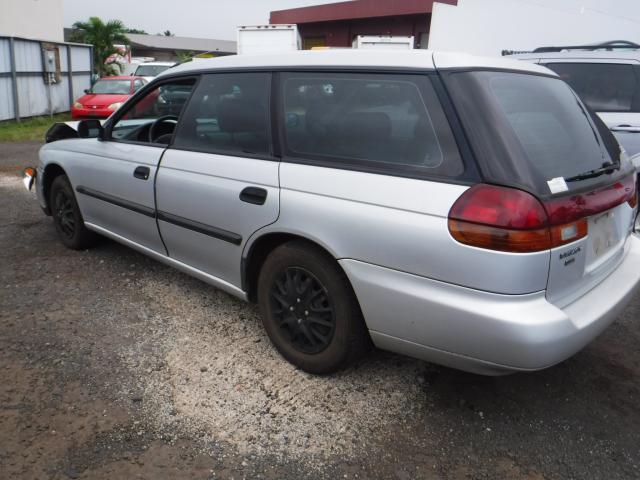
top-left (532, 40), bottom-right (640, 53)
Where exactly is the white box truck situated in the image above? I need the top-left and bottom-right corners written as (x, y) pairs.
top-left (237, 25), bottom-right (301, 55)
top-left (352, 35), bottom-right (414, 50)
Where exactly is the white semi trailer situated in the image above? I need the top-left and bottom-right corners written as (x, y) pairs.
top-left (237, 25), bottom-right (301, 55)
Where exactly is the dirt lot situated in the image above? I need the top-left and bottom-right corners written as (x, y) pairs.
top-left (1, 141), bottom-right (639, 479)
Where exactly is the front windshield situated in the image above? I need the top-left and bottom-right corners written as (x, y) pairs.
top-left (91, 80), bottom-right (131, 95)
top-left (135, 65), bottom-right (172, 77)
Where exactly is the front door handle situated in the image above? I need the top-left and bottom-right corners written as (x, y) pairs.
top-left (240, 186), bottom-right (267, 205)
top-left (133, 166), bottom-right (150, 180)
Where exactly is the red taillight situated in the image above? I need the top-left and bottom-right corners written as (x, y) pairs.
top-left (449, 184), bottom-right (548, 229)
top-left (449, 177), bottom-right (636, 253)
top-left (449, 184), bottom-right (586, 253)
top-left (448, 184), bottom-right (554, 252)
top-left (545, 174), bottom-right (637, 224)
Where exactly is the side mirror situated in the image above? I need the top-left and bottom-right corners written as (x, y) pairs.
top-left (45, 122), bottom-right (80, 143)
top-left (84, 88), bottom-right (90, 94)
top-left (77, 119), bottom-right (104, 140)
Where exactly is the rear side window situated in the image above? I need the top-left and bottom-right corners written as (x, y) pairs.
top-left (544, 63), bottom-right (640, 113)
top-left (444, 71), bottom-right (621, 195)
top-left (173, 73), bottom-right (271, 156)
top-left (280, 72), bottom-right (464, 178)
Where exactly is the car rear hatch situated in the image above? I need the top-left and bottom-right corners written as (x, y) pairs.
top-left (441, 68), bottom-right (638, 306)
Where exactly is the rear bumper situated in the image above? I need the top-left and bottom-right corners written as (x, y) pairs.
top-left (340, 234), bottom-right (640, 375)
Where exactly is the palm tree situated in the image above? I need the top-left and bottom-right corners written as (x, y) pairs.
top-left (70, 17), bottom-right (130, 77)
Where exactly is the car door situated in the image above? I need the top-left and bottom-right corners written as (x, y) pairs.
top-left (155, 72), bottom-right (279, 288)
top-left (71, 78), bottom-right (196, 253)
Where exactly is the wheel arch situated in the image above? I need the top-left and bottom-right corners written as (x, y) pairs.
top-left (41, 163), bottom-right (67, 213)
top-left (242, 231), bottom-right (345, 303)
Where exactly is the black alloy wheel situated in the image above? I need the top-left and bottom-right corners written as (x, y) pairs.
top-left (257, 240), bottom-right (370, 374)
top-left (269, 266), bottom-right (336, 354)
top-left (53, 189), bottom-right (76, 239)
top-left (49, 174), bottom-right (97, 250)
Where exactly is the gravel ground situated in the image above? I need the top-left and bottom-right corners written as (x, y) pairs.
top-left (1, 141), bottom-right (640, 479)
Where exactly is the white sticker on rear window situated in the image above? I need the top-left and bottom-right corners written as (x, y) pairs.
top-left (547, 177), bottom-right (569, 194)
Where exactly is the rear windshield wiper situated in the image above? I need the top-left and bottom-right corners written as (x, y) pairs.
top-left (564, 162), bottom-right (619, 183)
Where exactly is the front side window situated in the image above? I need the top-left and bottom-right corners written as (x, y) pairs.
top-left (172, 73), bottom-right (270, 156)
top-left (280, 72), bottom-right (463, 177)
top-left (110, 79), bottom-right (196, 144)
top-left (544, 63), bottom-right (640, 113)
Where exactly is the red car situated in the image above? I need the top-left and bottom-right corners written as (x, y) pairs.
top-left (71, 76), bottom-right (147, 119)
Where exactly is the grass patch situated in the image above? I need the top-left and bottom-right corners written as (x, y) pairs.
top-left (0, 113), bottom-right (72, 143)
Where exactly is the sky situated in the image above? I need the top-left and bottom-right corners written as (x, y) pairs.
top-left (63, 0), bottom-right (339, 41)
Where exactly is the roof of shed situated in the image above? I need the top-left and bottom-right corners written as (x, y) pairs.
top-left (126, 33), bottom-right (236, 53)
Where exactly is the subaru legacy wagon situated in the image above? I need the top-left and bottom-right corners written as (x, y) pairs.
top-left (24, 50), bottom-right (640, 375)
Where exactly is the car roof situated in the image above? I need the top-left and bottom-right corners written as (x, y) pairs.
top-left (161, 49), bottom-right (554, 77)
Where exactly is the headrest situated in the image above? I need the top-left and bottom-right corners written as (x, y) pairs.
top-left (217, 98), bottom-right (266, 133)
top-left (336, 112), bottom-right (391, 142)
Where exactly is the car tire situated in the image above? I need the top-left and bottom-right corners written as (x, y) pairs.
top-left (257, 240), bottom-right (370, 374)
top-left (49, 175), bottom-right (97, 250)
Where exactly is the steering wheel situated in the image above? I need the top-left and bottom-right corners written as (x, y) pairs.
top-left (148, 115), bottom-right (179, 143)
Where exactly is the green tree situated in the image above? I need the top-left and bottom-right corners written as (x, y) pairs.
top-left (175, 50), bottom-right (196, 63)
top-left (70, 17), bottom-right (130, 77)
top-left (124, 28), bottom-right (147, 34)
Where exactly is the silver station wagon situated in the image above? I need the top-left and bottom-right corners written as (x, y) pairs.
top-left (24, 50), bottom-right (640, 375)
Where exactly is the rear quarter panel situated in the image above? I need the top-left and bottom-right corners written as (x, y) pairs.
top-left (253, 163), bottom-right (551, 295)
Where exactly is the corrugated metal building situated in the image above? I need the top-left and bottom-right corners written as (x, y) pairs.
top-left (0, 36), bottom-right (92, 121)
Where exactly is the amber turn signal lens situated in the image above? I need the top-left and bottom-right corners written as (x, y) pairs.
top-left (448, 219), bottom-right (553, 253)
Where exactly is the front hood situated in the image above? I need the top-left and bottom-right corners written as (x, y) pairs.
top-left (77, 93), bottom-right (129, 106)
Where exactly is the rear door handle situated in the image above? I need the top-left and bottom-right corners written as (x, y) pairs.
top-left (240, 187), bottom-right (267, 205)
top-left (133, 166), bottom-right (150, 180)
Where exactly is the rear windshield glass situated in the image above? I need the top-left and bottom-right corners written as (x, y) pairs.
top-left (444, 71), bottom-right (618, 195)
top-left (544, 63), bottom-right (640, 113)
top-left (91, 80), bottom-right (131, 95)
top-left (135, 65), bottom-right (172, 77)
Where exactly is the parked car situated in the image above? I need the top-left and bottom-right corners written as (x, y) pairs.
top-left (71, 76), bottom-right (147, 119)
top-left (133, 61), bottom-right (176, 82)
top-left (508, 41), bottom-right (640, 157)
top-left (24, 50), bottom-right (639, 375)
